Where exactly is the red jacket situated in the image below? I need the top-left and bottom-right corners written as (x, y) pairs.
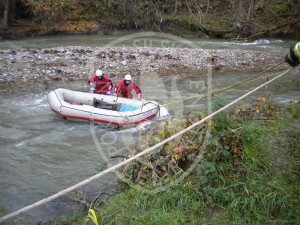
top-left (89, 75), bottom-right (113, 94)
top-left (114, 80), bottom-right (141, 99)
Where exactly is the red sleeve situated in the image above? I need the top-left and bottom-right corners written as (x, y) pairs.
top-left (104, 76), bottom-right (113, 91)
top-left (114, 81), bottom-right (120, 94)
top-left (89, 75), bottom-right (96, 88)
top-left (133, 83), bottom-right (141, 95)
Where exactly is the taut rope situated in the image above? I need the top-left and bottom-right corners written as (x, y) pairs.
top-left (165, 61), bottom-right (285, 106)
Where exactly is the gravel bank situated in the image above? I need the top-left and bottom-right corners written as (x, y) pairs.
top-left (0, 46), bottom-right (288, 93)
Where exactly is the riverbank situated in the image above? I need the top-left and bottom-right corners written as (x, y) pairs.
top-left (1, 0), bottom-right (300, 40)
top-left (33, 98), bottom-right (300, 224)
top-left (0, 21), bottom-right (99, 40)
top-left (0, 46), bottom-right (288, 93)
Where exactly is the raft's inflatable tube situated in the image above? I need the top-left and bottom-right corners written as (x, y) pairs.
top-left (47, 88), bottom-right (163, 126)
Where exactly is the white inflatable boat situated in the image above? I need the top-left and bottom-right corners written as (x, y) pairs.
top-left (47, 88), bottom-right (169, 127)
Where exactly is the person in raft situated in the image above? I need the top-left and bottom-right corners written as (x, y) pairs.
top-left (89, 69), bottom-right (113, 95)
top-left (113, 74), bottom-right (142, 100)
top-left (285, 42), bottom-right (300, 67)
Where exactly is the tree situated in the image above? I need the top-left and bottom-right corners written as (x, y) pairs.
top-left (3, 0), bottom-right (11, 28)
top-left (21, 0), bottom-right (65, 23)
top-left (246, 0), bottom-right (254, 22)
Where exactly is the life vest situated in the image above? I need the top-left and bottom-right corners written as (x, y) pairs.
top-left (114, 80), bottom-right (141, 99)
top-left (89, 75), bottom-right (113, 94)
top-left (285, 42), bottom-right (300, 67)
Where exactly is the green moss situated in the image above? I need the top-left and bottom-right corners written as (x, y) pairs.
top-left (271, 1), bottom-right (293, 15)
top-left (255, 0), bottom-right (265, 11)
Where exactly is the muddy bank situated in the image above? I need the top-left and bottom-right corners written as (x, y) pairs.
top-left (0, 21), bottom-right (99, 40)
top-left (0, 46), bottom-right (288, 93)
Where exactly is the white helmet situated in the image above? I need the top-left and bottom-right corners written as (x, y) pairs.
top-left (96, 70), bottom-right (103, 76)
top-left (124, 74), bottom-right (132, 81)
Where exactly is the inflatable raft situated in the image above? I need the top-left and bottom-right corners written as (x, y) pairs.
top-left (47, 88), bottom-right (169, 127)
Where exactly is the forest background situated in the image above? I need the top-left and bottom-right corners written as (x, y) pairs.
top-left (0, 0), bottom-right (300, 39)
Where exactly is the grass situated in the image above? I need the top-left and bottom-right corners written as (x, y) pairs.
top-left (82, 99), bottom-right (300, 225)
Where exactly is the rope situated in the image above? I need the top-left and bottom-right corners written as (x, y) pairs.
top-left (164, 61), bottom-right (285, 106)
top-left (0, 68), bottom-right (293, 223)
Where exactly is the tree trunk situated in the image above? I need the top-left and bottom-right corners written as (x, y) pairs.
top-left (238, 0), bottom-right (244, 22)
top-left (3, 0), bottom-right (10, 28)
top-left (173, 0), bottom-right (178, 15)
top-left (205, 0), bottom-right (210, 15)
top-left (246, 0), bottom-right (254, 22)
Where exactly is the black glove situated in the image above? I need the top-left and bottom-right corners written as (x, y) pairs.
top-left (285, 55), bottom-right (298, 67)
top-left (285, 44), bottom-right (299, 67)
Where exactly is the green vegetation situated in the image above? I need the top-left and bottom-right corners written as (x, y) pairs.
top-left (0, 0), bottom-right (299, 38)
top-left (37, 97), bottom-right (300, 225)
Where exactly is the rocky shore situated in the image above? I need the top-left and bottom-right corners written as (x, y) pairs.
top-left (0, 46), bottom-right (288, 93)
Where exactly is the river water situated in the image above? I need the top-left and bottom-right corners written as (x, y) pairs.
top-left (0, 34), bottom-right (299, 223)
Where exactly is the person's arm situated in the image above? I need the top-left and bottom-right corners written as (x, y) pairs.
top-left (108, 79), bottom-right (113, 91)
top-left (89, 76), bottom-right (95, 88)
top-left (113, 81), bottom-right (119, 95)
top-left (89, 76), bottom-right (96, 93)
top-left (133, 83), bottom-right (142, 100)
top-left (106, 78), bottom-right (113, 95)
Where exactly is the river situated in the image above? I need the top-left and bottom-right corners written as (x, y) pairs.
top-left (0, 33), bottom-right (299, 223)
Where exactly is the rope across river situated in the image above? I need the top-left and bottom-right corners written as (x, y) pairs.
top-left (164, 61), bottom-right (285, 107)
top-left (0, 66), bottom-right (294, 223)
